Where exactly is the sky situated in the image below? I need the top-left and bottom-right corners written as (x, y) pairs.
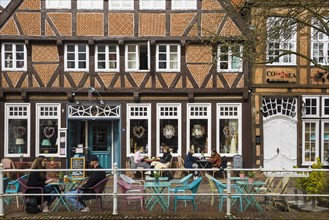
top-left (0, 0), bottom-right (11, 8)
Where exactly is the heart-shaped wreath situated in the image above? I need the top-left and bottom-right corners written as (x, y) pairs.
top-left (133, 126), bottom-right (145, 139)
top-left (43, 127), bottom-right (55, 139)
top-left (12, 126), bottom-right (26, 138)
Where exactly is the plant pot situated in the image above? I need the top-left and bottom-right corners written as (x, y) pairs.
top-left (248, 178), bottom-right (254, 183)
top-left (239, 173), bottom-right (245, 178)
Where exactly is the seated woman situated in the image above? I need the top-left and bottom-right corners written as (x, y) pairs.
top-left (134, 146), bottom-right (150, 169)
top-left (184, 150), bottom-right (199, 179)
top-left (27, 156), bottom-right (59, 212)
top-left (150, 146), bottom-right (172, 170)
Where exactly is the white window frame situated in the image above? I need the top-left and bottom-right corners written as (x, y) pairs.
top-left (321, 120), bottom-right (329, 166)
top-left (302, 96), bottom-right (320, 118)
top-left (4, 103), bottom-right (31, 157)
top-left (187, 103), bottom-right (211, 157)
top-left (36, 103), bottom-right (61, 157)
top-left (172, 0), bottom-right (197, 10)
top-left (302, 120), bottom-right (320, 165)
top-left (266, 17), bottom-right (297, 65)
top-left (1, 43), bottom-right (27, 71)
top-left (126, 103), bottom-right (151, 157)
top-left (311, 18), bottom-right (329, 65)
top-left (45, 0), bottom-right (71, 9)
top-left (156, 44), bottom-right (181, 72)
top-left (217, 44), bottom-right (243, 72)
top-left (321, 96), bottom-right (329, 117)
top-left (95, 44), bottom-right (120, 72)
top-left (125, 42), bottom-right (150, 72)
top-left (64, 44), bottom-right (89, 72)
top-left (157, 103), bottom-right (181, 157)
top-left (140, 0), bottom-right (165, 10)
top-left (77, 0), bottom-right (103, 10)
top-left (216, 103), bottom-right (242, 157)
top-left (109, 0), bottom-right (134, 10)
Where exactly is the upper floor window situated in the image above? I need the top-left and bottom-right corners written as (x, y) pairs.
top-left (172, 0), bottom-right (197, 10)
top-left (302, 96), bottom-right (320, 118)
top-left (140, 0), bottom-right (165, 10)
top-left (78, 0), bottom-right (103, 9)
top-left (311, 18), bottom-right (329, 65)
top-left (46, 0), bottom-right (71, 9)
top-left (125, 42), bottom-right (150, 72)
top-left (95, 45), bottom-right (119, 72)
top-left (65, 44), bottom-right (89, 71)
top-left (109, 0), bottom-right (134, 10)
top-left (1, 43), bottom-right (27, 71)
top-left (5, 103), bottom-right (30, 157)
top-left (156, 44), bottom-right (180, 72)
top-left (217, 45), bottom-right (243, 72)
top-left (267, 17), bottom-right (297, 65)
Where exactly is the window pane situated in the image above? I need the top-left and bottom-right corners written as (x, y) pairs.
top-left (8, 119), bottom-right (28, 154)
top-left (39, 119), bottom-right (58, 154)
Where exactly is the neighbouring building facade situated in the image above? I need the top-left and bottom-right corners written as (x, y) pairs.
top-left (0, 0), bottom-right (253, 169)
top-left (251, 2), bottom-right (329, 169)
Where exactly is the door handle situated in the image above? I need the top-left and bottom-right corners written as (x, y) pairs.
top-left (277, 148), bottom-right (280, 155)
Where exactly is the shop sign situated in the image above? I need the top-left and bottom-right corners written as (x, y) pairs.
top-left (266, 70), bottom-right (296, 83)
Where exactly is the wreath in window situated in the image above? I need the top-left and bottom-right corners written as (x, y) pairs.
top-left (163, 125), bottom-right (175, 139)
top-left (192, 124), bottom-right (205, 139)
top-left (12, 126), bottom-right (26, 138)
top-left (132, 126), bottom-right (145, 139)
top-left (43, 127), bottom-right (55, 139)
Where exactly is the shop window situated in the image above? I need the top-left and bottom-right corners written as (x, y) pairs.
top-left (127, 104), bottom-right (151, 156)
top-left (217, 103), bottom-right (241, 156)
top-left (36, 104), bottom-right (61, 157)
top-left (1, 43), bottom-right (27, 71)
top-left (187, 104), bottom-right (211, 157)
top-left (302, 96), bottom-right (329, 165)
top-left (157, 103), bottom-right (181, 156)
top-left (95, 45), bottom-right (119, 72)
top-left (5, 103), bottom-right (30, 157)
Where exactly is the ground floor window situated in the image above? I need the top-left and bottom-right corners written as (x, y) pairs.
top-left (5, 103), bottom-right (30, 157)
top-left (217, 103), bottom-right (242, 156)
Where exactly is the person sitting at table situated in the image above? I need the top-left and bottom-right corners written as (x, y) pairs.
top-left (184, 150), bottom-right (199, 179)
top-left (206, 148), bottom-right (223, 177)
top-left (134, 146), bottom-right (150, 169)
top-left (66, 155), bottom-right (106, 212)
top-left (150, 146), bottom-right (172, 170)
top-left (27, 156), bottom-right (59, 212)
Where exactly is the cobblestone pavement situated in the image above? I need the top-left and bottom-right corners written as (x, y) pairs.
top-left (2, 174), bottom-right (329, 219)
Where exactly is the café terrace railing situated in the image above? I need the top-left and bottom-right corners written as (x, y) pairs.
top-left (0, 162), bottom-right (328, 217)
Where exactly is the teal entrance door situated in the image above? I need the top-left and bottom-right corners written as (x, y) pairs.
top-left (88, 121), bottom-right (112, 169)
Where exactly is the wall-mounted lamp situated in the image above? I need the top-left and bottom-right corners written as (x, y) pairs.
top-left (72, 87), bottom-right (104, 105)
top-left (301, 101), bottom-right (307, 116)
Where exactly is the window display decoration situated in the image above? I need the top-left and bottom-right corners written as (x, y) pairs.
top-left (192, 124), bottom-right (205, 139)
top-left (43, 127), bottom-right (55, 139)
top-left (163, 125), bottom-right (175, 139)
top-left (132, 126), bottom-right (146, 139)
top-left (12, 126), bottom-right (26, 138)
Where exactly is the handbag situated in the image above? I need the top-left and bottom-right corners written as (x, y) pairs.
top-left (25, 197), bottom-right (42, 214)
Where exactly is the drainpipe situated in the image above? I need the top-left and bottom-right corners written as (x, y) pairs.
top-left (112, 162), bottom-right (118, 215)
top-left (0, 163), bottom-right (4, 216)
top-left (226, 162), bottom-right (232, 217)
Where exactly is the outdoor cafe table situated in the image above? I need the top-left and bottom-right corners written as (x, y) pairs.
top-left (196, 159), bottom-right (212, 176)
top-left (144, 181), bottom-right (171, 212)
top-left (49, 181), bottom-right (80, 212)
top-left (236, 180), bottom-right (266, 212)
top-left (145, 176), bottom-right (169, 182)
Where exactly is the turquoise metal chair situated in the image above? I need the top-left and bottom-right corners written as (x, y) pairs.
top-left (168, 173), bottom-right (193, 206)
top-left (173, 177), bottom-right (203, 212)
top-left (5, 174), bottom-right (29, 208)
top-left (210, 175), bottom-right (243, 212)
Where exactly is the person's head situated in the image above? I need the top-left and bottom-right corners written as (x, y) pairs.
top-left (31, 155), bottom-right (46, 169)
top-left (188, 150), bottom-right (194, 156)
top-left (211, 148), bottom-right (217, 156)
top-left (88, 154), bottom-right (99, 168)
top-left (138, 146), bottom-right (144, 152)
top-left (163, 146), bottom-right (170, 153)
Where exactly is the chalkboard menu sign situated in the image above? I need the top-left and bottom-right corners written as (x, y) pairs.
top-left (233, 155), bottom-right (243, 168)
top-left (70, 157), bottom-right (85, 178)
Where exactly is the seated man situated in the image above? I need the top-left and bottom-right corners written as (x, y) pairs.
top-left (66, 155), bottom-right (106, 212)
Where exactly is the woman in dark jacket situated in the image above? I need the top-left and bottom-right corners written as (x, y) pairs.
top-left (151, 146), bottom-right (173, 169)
top-left (27, 156), bottom-right (59, 212)
top-left (184, 150), bottom-right (199, 178)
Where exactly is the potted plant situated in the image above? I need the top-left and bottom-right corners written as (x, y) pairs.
top-left (153, 170), bottom-right (160, 183)
top-left (239, 171), bottom-right (245, 178)
top-left (58, 172), bottom-right (64, 183)
top-left (248, 171), bottom-right (255, 183)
